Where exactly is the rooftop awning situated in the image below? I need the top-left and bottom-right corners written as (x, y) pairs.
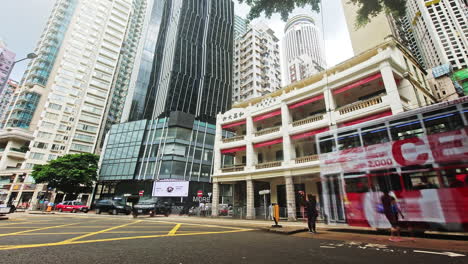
top-left (253, 109), bottom-right (281, 122)
top-left (253, 138), bottom-right (283, 148)
top-left (339, 110), bottom-right (392, 127)
top-left (222, 120), bottom-right (246, 129)
top-left (221, 146), bottom-right (246, 154)
top-left (291, 127), bottom-right (329, 140)
top-left (333, 73), bottom-right (382, 95)
top-left (288, 94), bottom-right (324, 109)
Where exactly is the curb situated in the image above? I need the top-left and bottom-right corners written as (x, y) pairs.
top-left (27, 211), bottom-right (55, 215)
top-left (261, 227), bottom-right (309, 235)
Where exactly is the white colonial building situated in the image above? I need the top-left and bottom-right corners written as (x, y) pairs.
top-left (211, 37), bottom-right (436, 221)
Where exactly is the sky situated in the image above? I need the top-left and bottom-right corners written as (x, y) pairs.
top-left (1, 0), bottom-right (353, 83)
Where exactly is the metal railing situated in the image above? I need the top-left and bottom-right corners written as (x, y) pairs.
top-left (221, 164), bottom-right (245, 173)
top-left (222, 135), bottom-right (245, 143)
top-left (255, 161), bottom-right (282, 170)
top-left (292, 113), bottom-right (324, 127)
top-left (337, 94), bottom-right (385, 115)
top-left (294, 154), bottom-right (319, 164)
top-left (255, 126), bottom-right (280, 137)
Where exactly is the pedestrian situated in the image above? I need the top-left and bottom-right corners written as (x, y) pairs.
top-left (305, 195), bottom-right (318, 233)
top-left (381, 190), bottom-right (404, 242)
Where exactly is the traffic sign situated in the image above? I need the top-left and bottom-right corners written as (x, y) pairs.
top-left (139, 190), bottom-right (144, 196)
top-left (197, 190), bottom-right (203, 197)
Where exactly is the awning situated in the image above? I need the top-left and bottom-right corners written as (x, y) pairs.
top-left (222, 120), bottom-right (246, 129)
top-left (291, 127), bottom-right (329, 140)
top-left (339, 110), bottom-right (392, 127)
top-left (253, 138), bottom-right (283, 148)
top-left (288, 94), bottom-right (324, 109)
top-left (221, 146), bottom-right (246, 154)
top-left (253, 109), bottom-right (281, 122)
top-left (333, 73), bottom-right (382, 95)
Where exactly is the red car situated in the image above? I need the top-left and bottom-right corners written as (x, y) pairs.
top-left (55, 201), bottom-right (89, 213)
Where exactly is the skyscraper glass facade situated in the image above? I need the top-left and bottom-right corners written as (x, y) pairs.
top-left (142, 0), bottom-right (233, 123)
top-left (124, 0), bottom-right (165, 122)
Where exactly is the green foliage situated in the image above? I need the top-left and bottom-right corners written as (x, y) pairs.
top-left (239, 0), bottom-right (407, 27)
top-left (350, 0), bottom-right (407, 27)
top-left (31, 153), bottom-right (99, 196)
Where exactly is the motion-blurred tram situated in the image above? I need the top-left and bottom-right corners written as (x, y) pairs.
top-left (317, 96), bottom-right (468, 231)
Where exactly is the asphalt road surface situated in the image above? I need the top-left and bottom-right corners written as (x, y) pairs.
top-left (0, 214), bottom-right (466, 264)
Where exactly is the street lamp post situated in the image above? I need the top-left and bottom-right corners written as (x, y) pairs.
top-left (1, 52), bottom-right (37, 93)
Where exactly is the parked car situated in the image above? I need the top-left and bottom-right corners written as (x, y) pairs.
top-left (95, 199), bottom-right (131, 215)
top-left (133, 198), bottom-right (171, 217)
top-left (55, 201), bottom-right (89, 213)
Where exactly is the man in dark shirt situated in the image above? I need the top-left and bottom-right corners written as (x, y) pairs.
top-left (305, 195), bottom-right (318, 233)
top-left (381, 191), bottom-right (402, 242)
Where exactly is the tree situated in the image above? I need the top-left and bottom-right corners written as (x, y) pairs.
top-left (238, 0), bottom-right (407, 27)
top-left (31, 153), bottom-right (99, 199)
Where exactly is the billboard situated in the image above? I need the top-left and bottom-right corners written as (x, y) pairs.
top-left (152, 181), bottom-right (189, 197)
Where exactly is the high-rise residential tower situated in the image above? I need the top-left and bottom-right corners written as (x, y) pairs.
top-left (283, 15), bottom-right (326, 85)
top-left (0, 80), bottom-right (19, 127)
top-left (0, 41), bottom-right (16, 95)
top-left (8, 0), bottom-right (134, 170)
top-left (406, 0), bottom-right (467, 71)
top-left (97, 0), bottom-right (149, 149)
top-left (96, 0), bottom-right (234, 202)
top-left (232, 22), bottom-right (281, 103)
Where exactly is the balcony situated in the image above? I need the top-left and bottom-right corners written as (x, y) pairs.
top-left (255, 161), bottom-right (282, 170)
top-left (221, 164), bottom-right (245, 173)
top-left (292, 113), bottom-right (325, 127)
top-left (294, 154), bottom-right (318, 164)
top-left (337, 94), bottom-right (385, 115)
top-left (255, 126), bottom-right (280, 137)
top-left (222, 135), bottom-right (245, 143)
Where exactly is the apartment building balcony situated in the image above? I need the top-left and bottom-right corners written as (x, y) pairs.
top-left (288, 93), bottom-right (328, 131)
top-left (332, 73), bottom-right (392, 126)
top-left (253, 137), bottom-right (283, 170)
top-left (221, 164), bottom-right (245, 173)
top-left (253, 109), bottom-right (282, 138)
top-left (220, 146), bottom-right (246, 174)
top-left (336, 94), bottom-right (386, 116)
top-left (255, 161), bottom-right (282, 170)
top-left (221, 119), bottom-right (247, 145)
top-left (294, 154), bottom-right (318, 164)
top-left (291, 113), bottom-right (326, 127)
top-left (254, 126), bottom-right (280, 137)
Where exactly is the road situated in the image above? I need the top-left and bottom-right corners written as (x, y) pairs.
top-left (0, 214), bottom-right (466, 264)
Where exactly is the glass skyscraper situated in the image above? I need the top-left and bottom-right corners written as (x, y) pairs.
top-left (96, 0), bottom-right (234, 204)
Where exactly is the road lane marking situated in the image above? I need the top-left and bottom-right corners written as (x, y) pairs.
top-left (413, 250), bottom-right (466, 257)
top-left (0, 222), bottom-right (83, 237)
top-left (168, 224), bottom-right (181, 236)
top-left (0, 228), bottom-right (253, 250)
top-left (62, 220), bottom-right (143, 243)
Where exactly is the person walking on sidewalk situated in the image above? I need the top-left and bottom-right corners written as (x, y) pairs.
top-left (381, 190), bottom-right (404, 242)
top-left (305, 195), bottom-right (318, 233)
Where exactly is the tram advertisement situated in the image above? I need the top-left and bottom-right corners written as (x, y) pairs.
top-left (319, 128), bottom-right (468, 231)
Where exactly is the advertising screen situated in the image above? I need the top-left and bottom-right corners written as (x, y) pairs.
top-left (152, 181), bottom-right (189, 197)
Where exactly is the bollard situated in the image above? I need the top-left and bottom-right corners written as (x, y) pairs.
top-left (271, 203), bottom-right (282, 228)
